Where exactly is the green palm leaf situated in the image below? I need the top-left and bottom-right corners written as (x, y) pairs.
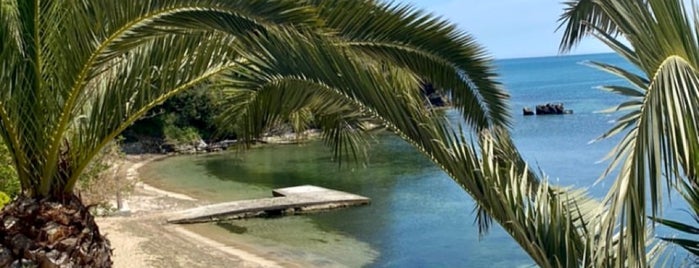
top-left (0, 0), bottom-right (319, 197)
top-left (653, 181), bottom-right (699, 258)
top-left (558, 0), bottom-right (621, 52)
top-left (310, 0), bottom-right (510, 130)
top-left (560, 0), bottom-right (699, 265)
top-left (216, 73), bottom-right (376, 164)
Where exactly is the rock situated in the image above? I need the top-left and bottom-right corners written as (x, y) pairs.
top-left (174, 144), bottom-right (196, 154)
top-left (171, 139), bottom-right (212, 154)
top-left (523, 103), bottom-right (573, 115)
top-left (194, 139), bottom-right (208, 152)
top-left (206, 139), bottom-right (237, 151)
top-left (121, 137), bottom-right (166, 154)
top-left (536, 103), bottom-right (565, 115)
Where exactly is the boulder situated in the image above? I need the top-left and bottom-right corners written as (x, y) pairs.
top-left (194, 139), bottom-right (208, 152)
top-left (173, 144), bottom-right (196, 154)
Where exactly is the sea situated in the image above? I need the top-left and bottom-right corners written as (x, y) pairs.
top-left (139, 53), bottom-right (687, 267)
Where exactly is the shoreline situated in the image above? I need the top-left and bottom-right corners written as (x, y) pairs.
top-left (126, 154), bottom-right (198, 202)
top-left (97, 153), bottom-right (288, 268)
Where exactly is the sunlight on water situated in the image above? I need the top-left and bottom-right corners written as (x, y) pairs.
top-left (184, 217), bottom-right (378, 267)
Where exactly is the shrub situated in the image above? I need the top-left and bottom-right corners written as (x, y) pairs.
top-left (76, 140), bottom-right (134, 208)
top-left (162, 117), bottom-right (202, 146)
top-left (0, 191), bottom-right (10, 209)
top-left (122, 84), bottom-right (233, 143)
top-left (0, 141), bottom-right (19, 197)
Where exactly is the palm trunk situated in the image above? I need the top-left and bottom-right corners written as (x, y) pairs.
top-left (0, 195), bottom-right (112, 267)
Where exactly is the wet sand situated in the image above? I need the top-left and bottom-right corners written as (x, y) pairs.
top-left (96, 155), bottom-right (288, 268)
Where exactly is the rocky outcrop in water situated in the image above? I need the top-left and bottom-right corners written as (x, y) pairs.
top-left (523, 103), bottom-right (573, 116)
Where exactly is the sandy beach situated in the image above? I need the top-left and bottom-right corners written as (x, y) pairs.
top-left (95, 155), bottom-right (286, 268)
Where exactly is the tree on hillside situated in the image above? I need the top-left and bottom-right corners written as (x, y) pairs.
top-left (0, 1), bottom-right (515, 266)
top-left (123, 84), bottom-right (230, 150)
top-left (560, 0), bottom-right (699, 265)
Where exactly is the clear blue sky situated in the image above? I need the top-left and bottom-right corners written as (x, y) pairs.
top-left (403, 0), bottom-right (611, 59)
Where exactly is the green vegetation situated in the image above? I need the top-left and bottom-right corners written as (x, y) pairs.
top-left (0, 138), bottom-right (19, 209)
top-left (0, 142), bottom-right (18, 197)
top-left (0, 192), bottom-right (9, 209)
top-left (124, 85), bottom-right (231, 146)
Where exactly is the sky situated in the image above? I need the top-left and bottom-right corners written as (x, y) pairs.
top-left (403, 0), bottom-right (612, 59)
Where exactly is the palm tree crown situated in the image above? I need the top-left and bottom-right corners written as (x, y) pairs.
top-left (0, 1), bottom-right (318, 198)
top-left (560, 0), bottom-right (699, 265)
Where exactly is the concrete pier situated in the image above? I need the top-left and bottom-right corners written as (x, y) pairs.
top-left (167, 185), bottom-right (370, 224)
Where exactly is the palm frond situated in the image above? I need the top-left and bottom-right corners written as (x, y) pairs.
top-left (595, 55), bottom-right (699, 268)
top-left (215, 25), bottom-right (428, 164)
top-left (558, 0), bottom-right (623, 53)
top-left (311, 0), bottom-right (510, 130)
top-left (652, 181), bottom-right (699, 257)
top-left (216, 74), bottom-right (375, 164)
top-left (437, 127), bottom-right (612, 268)
top-left (560, 0), bottom-right (699, 265)
top-left (63, 32), bottom-right (240, 192)
top-left (0, 0), bottom-right (321, 197)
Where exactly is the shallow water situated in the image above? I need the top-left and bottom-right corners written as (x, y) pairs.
top-left (139, 53), bottom-right (691, 266)
top-left (141, 135), bottom-right (534, 267)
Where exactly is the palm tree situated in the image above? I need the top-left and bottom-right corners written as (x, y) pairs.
top-left (220, 2), bottom-right (616, 267)
top-left (0, 0), bottom-right (520, 266)
top-left (560, 0), bottom-right (699, 265)
top-left (0, 1), bottom-right (325, 266)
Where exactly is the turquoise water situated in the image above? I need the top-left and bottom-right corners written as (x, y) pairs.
top-left (140, 53), bottom-right (667, 267)
top-left (503, 53), bottom-right (633, 195)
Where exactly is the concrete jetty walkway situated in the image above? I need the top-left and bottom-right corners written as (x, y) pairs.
top-left (167, 185), bottom-right (370, 224)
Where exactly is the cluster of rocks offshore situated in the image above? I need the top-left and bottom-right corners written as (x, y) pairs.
top-left (522, 103), bottom-right (573, 116)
